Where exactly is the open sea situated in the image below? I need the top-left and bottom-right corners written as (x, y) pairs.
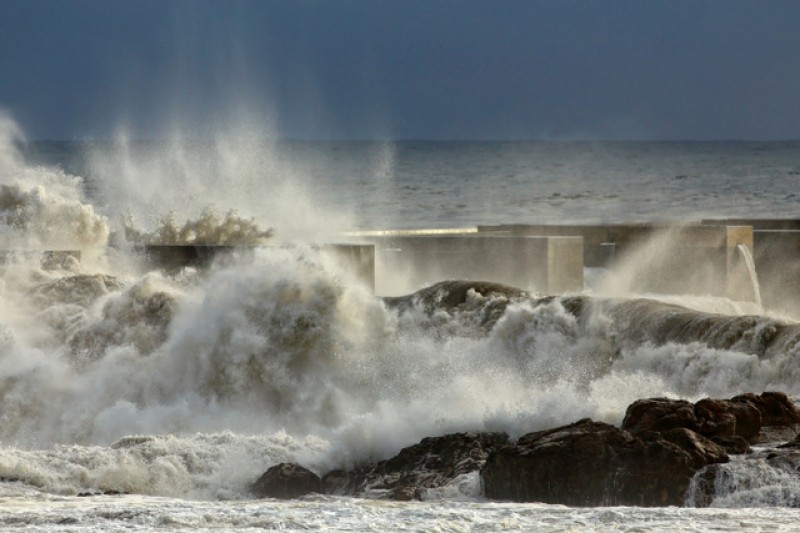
top-left (3, 114), bottom-right (800, 531)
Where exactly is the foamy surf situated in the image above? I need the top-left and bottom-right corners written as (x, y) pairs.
top-left (3, 116), bottom-right (800, 530)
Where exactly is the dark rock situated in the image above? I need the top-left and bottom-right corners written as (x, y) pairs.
top-left (252, 463), bottom-right (322, 499)
top-left (733, 392), bottom-right (800, 428)
top-left (481, 418), bottom-right (728, 506)
top-left (324, 432), bottom-right (509, 500)
top-left (655, 428), bottom-right (729, 468)
top-left (622, 398), bottom-right (698, 434)
top-left (621, 393), bottom-right (798, 445)
top-left (695, 398), bottom-right (761, 440)
top-left (708, 435), bottom-right (752, 454)
top-left (321, 469), bottom-right (362, 496)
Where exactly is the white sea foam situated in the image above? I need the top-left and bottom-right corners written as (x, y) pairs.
top-left (3, 115), bottom-right (800, 526)
top-left (1, 488), bottom-right (799, 531)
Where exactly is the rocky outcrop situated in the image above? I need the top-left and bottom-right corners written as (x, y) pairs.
top-left (621, 392), bottom-right (800, 451)
top-left (323, 432), bottom-right (508, 500)
top-left (737, 392), bottom-right (800, 428)
top-left (251, 463), bottom-right (322, 499)
top-left (481, 419), bottom-right (728, 506)
top-left (251, 393), bottom-right (799, 506)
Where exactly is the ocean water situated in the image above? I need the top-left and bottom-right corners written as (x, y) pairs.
top-left (3, 116), bottom-right (800, 530)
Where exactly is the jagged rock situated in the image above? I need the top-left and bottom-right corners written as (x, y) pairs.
top-left (481, 418), bottom-right (728, 506)
top-left (252, 463), bottom-right (322, 499)
top-left (655, 428), bottom-right (730, 468)
top-left (695, 398), bottom-right (760, 440)
top-left (732, 392), bottom-right (800, 428)
top-left (622, 398), bottom-right (698, 434)
top-left (621, 392), bottom-right (799, 448)
top-left (708, 435), bottom-right (752, 454)
top-left (323, 432), bottom-right (509, 500)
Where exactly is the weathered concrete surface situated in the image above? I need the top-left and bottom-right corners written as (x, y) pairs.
top-left (750, 230), bottom-right (800, 317)
top-left (479, 224), bottom-right (755, 301)
top-left (366, 234), bottom-right (583, 296)
top-left (702, 218), bottom-right (800, 231)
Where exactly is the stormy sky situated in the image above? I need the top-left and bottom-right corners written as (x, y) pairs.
top-left (2, 0), bottom-right (799, 141)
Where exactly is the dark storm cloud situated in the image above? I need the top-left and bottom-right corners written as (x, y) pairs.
top-left (1, 0), bottom-right (799, 140)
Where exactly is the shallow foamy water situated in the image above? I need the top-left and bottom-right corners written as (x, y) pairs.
top-left (2, 487), bottom-right (800, 532)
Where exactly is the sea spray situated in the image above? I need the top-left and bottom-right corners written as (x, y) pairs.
top-left (5, 251), bottom-right (800, 498)
top-left (0, 114), bottom-right (109, 266)
top-left (87, 132), bottom-right (356, 244)
top-left (123, 209), bottom-right (273, 246)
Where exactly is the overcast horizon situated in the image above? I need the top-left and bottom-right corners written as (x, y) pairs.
top-left (3, 0), bottom-right (800, 142)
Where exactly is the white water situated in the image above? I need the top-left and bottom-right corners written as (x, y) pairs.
top-left (4, 114), bottom-right (800, 528)
top-left (736, 242), bottom-right (763, 308)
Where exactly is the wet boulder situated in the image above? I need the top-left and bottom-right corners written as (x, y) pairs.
top-left (695, 398), bottom-right (760, 440)
top-left (732, 392), bottom-right (800, 428)
top-left (323, 432), bottom-right (509, 500)
top-left (252, 463), bottom-right (322, 499)
top-left (481, 418), bottom-right (728, 507)
top-left (621, 392), bottom-right (798, 448)
top-left (621, 398), bottom-right (699, 434)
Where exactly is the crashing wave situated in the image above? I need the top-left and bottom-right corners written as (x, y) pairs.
top-left (123, 209), bottom-right (273, 246)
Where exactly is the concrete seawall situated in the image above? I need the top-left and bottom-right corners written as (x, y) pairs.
top-left (366, 234), bottom-right (583, 296)
top-left (129, 219), bottom-right (800, 315)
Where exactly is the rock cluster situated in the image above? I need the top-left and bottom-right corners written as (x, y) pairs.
top-left (622, 392), bottom-right (800, 452)
top-left (481, 419), bottom-right (727, 506)
top-left (323, 432), bottom-right (508, 500)
top-left (251, 392), bottom-right (800, 507)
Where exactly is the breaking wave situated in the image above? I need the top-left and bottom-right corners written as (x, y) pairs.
top-left (1, 115), bottom-right (800, 504)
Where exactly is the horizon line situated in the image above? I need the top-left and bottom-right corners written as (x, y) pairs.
top-left (24, 137), bottom-right (800, 144)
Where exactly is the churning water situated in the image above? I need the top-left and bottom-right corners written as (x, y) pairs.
top-left (4, 115), bottom-right (800, 530)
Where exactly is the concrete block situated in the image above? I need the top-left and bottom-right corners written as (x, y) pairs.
top-left (478, 223), bottom-right (756, 301)
top-left (702, 218), bottom-right (800, 230)
top-left (477, 223), bottom-right (679, 267)
top-left (614, 225), bottom-right (755, 301)
top-left (369, 235), bottom-right (583, 296)
top-left (752, 230), bottom-right (800, 316)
